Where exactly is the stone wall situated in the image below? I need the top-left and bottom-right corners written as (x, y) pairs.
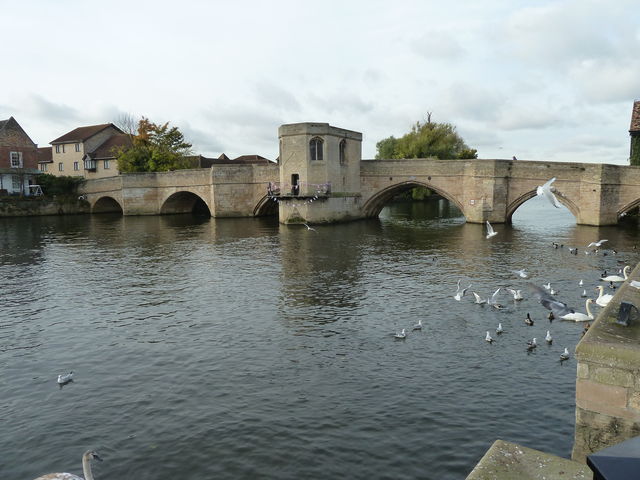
top-left (0, 197), bottom-right (89, 217)
top-left (572, 263), bottom-right (640, 462)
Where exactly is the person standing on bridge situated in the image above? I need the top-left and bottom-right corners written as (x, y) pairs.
top-left (512, 156), bottom-right (518, 161)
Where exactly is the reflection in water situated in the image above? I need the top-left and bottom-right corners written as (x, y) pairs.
top-left (1, 198), bottom-right (640, 480)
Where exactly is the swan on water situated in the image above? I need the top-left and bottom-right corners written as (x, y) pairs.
top-left (545, 330), bottom-right (553, 344)
top-left (394, 329), bottom-right (407, 339)
top-left (536, 177), bottom-right (561, 208)
top-left (560, 348), bottom-right (571, 361)
top-left (600, 265), bottom-right (630, 282)
top-left (561, 299), bottom-right (595, 322)
top-left (594, 286), bottom-right (614, 307)
top-left (412, 320), bottom-right (423, 331)
top-left (485, 331), bottom-right (494, 343)
top-left (485, 221), bottom-right (498, 239)
top-left (33, 450), bottom-right (102, 480)
top-left (57, 372), bottom-right (73, 384)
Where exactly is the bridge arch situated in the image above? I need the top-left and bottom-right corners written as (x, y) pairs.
top-left (160, 191), bottom-right (211, 216)
top-left (92, 196), bottom-right (123, 214)
top-left (361, 181), bottom-right (465, 218)
top-left (253, 195), bottom-right (279, 217)
top-left (618, 198), bottom-right (640, 219)
top-left (505, 189), bottom-right (580, 223)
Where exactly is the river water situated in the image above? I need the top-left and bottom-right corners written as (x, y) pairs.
top-left (2, 198), bottom-right (639, 479)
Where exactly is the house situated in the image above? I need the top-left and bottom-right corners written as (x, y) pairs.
top-left (48, 123), bottom-right (128, 178)
top-left (0, 117), bottom-right (40, 195)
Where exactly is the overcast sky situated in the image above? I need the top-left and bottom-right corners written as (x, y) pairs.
top-left (2, 0), bottom-right (639, 163)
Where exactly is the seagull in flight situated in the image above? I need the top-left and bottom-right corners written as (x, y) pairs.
top-left (536, 177), bottom-right (561, 208)
top-left (506, 288), bottom-right (524, 301)
top-left (528, 283), bottom-right (575, 318)
top-left (485, 221), bottom-right (498, 239)
top-left (454, 279), bottom-right (472, 301)
top-left (302, 223), bottom-right (317, 232)
top-left (587, 239), bottom-right (607, 248)
top-left (512, 269), bottom-right (529, 279)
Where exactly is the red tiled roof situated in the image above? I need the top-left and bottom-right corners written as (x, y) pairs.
top-left (38, 146), bottom-right (52, 163)
top-left (631, 100), bottom-right (640, 133)
top-left (88, 134), bottom-right (132, 159)
top-left (233, 154), bottom-right (272, 164)
top-left (51, 123), bottom-right (123, 144)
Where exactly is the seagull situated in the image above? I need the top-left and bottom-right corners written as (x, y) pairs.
top-left (594, 286), bottom-right (614, 307)
top-left (506, 288), bottom-right (524, 301)
top-left (543, 282), bottom-right (551, 291)
top-left (496, 323), bottom-right (504, 334)
top-left (454, 279), bottom-right (471, 301)
top-left (57, 372), bottom-right (74, 384)
top-left (578, 279), bottom-right (584, 286)
top-left (472, 292), bottom-right (487, 304)
top-left (485, 331), bottom-right (494, 343)
top-left (550, 288), bottom-right (559, 296)
top-left (560, 348), bottom-right (570, 361)
top-left (394, 329), bottom-right (407, 340)
top-left (545, 330), bottom-right (553, 344)
top-left (487, 288), bottom-right (504, 309)
top-left (302, 223), bottom-right (317, 232)
top-left (561, 298), bottom-right (595, 322)
top-left (587, 239), bottom-right (608, 248)
top-left (536, 177), bottom-right (561, 208)
top-left (527, 338), bottom-right (537, 351)
top-left (525, 313), bottom-right (534, 326)
top-left (601, 265), bottom-right (630, 282)
top-left (527, 283), bottom-right (575, 318)
top-left (581, 289), bottom-right (588, 297)
top-left (412, 320), bottom-right (423, 331)
top-left (512, 269), bottom-right (529, 279)
top-left (569, 247), bottom-right (578, 255)
top-left (485, 221), bottom-right (498, 239)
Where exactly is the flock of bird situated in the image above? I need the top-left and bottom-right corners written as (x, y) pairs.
top-left (393, 176), bottom-right (636, 366)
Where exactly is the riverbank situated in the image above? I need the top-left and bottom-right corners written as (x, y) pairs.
top-left (0, 196), bottom-right (89, 217)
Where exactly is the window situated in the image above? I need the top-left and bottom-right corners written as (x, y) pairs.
top-left (12, 176), bottom-right (21, 192)
top-left (104, 159), bottom-right (110, 169)
top-left (73, 161), bottom-right (79, 171)
top-left (339, 139), bottom-right (347, 165)
top-left (75, 143), bottom-right (80, 152)
top-left (40, 163), bottom-right (48, 172)
top-left (10, 151), bottom-right (23, 168)
top-left (55, 145), bottom-right (60, 153)
top-left (309, 137), bottom-right (323, 161)
top-left (58, 162), bottom-right (64, 172)
top-left (62, 144), bottom-right (66, 153)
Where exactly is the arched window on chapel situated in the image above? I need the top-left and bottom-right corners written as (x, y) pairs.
top-left (339, 139), bottom-right (347, 165)
top-left (309, 137), bottom-right (324, 161)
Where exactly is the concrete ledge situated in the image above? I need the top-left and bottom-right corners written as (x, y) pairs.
top-left (466, 440), bottom-right (588, 479)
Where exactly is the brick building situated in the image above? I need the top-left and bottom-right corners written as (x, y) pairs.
top-left (0, 117), bottom-right (40, 195)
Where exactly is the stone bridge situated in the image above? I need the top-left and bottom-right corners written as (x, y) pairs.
top-left (78, 121), bottom-right (640, 226)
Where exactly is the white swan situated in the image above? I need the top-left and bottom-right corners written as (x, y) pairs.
top-left (595, 286), bottom-right (614, 307)
top-left (34, 450), bottom-right (102, 480)
top-left (57, 372), bottom-right (73, 384)
top-left (485, 221), bottom-right (498, 239)
top-left (560, 348), bottom-right (570, 361)
top-left (600, 265), bottom-right (630, 282)
top-left (545, 330), bottom-right (553, 344)
top-left (485, 331), bottom-right (494, 343)
top-left (561, 298), bottom-right (595, 322)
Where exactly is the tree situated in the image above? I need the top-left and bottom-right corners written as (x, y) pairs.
top-left (116, 117), bottom-right (193, 173)
top-left (375, 116), bottom-right (477, 160)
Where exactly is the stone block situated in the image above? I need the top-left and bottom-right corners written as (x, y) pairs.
top-left (577, 362), bottom-right (589, 379)
top-left (592, 366), bottom-right (635, 387)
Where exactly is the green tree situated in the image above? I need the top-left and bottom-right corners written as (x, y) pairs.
top-left (375, 116), bottom-right (477, 160)
top-left (116, 117), bottom-right (193, 173)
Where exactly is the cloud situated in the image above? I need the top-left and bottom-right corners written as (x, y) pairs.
top-left (180, 123), bottom-right (225, 155)
top-left (26, 94), bottom-right (81, 124)
top-left (570, 58), bottom-right (640, 103)
top-left (412, 30), bottom-right (465, 60)
top-left (253, 81), bottom-right (301, 113)
top-left (495, 107), bottom-right (563, 131)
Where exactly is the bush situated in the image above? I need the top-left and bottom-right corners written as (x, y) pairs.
top-left (37, 174), bottom-right (84, 197)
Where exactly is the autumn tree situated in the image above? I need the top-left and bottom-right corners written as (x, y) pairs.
top-left (116, 117), bottom-right (193, 173)
top-left (375, 116), bottom-right (477, 160)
